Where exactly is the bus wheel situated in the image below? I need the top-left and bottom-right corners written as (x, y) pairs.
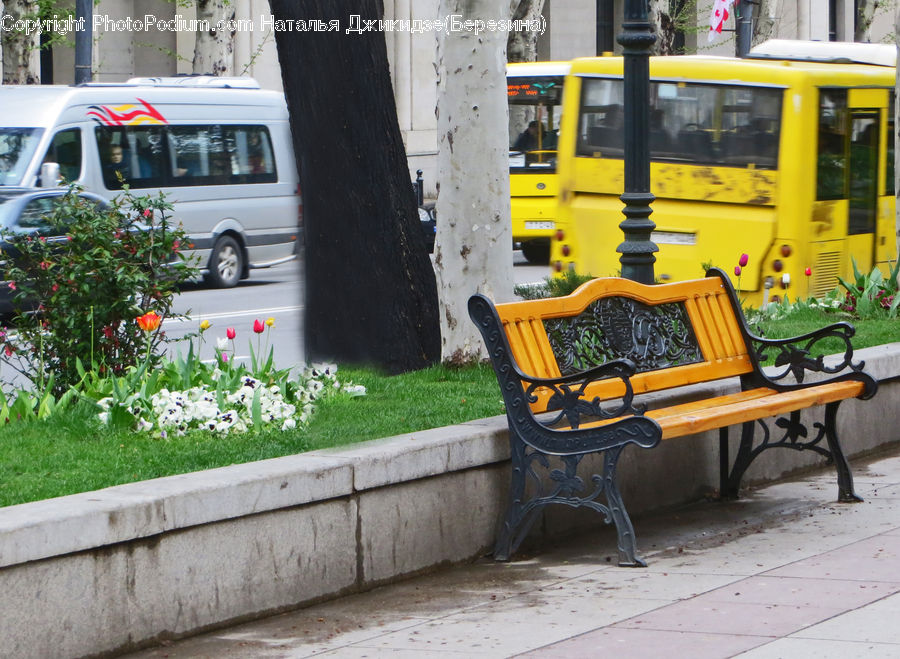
top-left (205, 235), bottom-right (243, 288)
top-left (521, 240), bottom-right (550, 265)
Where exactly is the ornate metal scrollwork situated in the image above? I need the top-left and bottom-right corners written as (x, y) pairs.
top-left (751, 322), bottom-right (865, 384)
top-left (544, 297), bottom-right (702, 377)
top-left (523, 362), bottom-right (645, 430)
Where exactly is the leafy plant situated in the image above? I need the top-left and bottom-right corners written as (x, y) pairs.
top-left (514, 271), bottom-right (596, 300)
top-left (1, 184), bottom-right (197, 393)
top-left (837, 258), bottom-right (900, 319)
top-left (77, 317), bottom-right (363, 437)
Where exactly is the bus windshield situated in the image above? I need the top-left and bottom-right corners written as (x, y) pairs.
top-left (0, 128), bottom-right (43, 186)
top-left (577, 78), bottom-right (782, 169)
top-left (508, 75), bottom-right (564, 171)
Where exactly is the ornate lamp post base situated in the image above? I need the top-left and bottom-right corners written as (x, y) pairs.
top-left (616, 1), bottom-right (658, 284)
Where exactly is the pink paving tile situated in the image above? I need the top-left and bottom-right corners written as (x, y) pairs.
top-left (765, 534), bottom-right (900, 582)
top-left (517, 628), bottom-right (768, 658)
top-left (696, 575), bottom-right (900, 609)
top-left (610, 598), bottom-right (845, 637)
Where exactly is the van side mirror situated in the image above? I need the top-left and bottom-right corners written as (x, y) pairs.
top-left (39, 162), bottom-right (61, 188)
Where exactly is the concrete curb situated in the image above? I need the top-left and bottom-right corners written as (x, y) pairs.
top-left (1, 343), bottom-right (899, 658)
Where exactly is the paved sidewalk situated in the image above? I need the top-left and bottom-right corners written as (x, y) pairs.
top-left (123, 446), bottom-right (900, 659)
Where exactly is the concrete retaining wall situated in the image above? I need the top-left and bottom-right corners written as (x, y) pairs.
top-left (2, 343), bottom-right (899, 658)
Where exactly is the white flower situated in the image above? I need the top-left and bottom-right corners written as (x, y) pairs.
top-left (343, 384), bottom-right (367, 397)
top-left (216, 337), bottom-right (228, 350)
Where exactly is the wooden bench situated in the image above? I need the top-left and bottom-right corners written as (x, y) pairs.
top-left (468, 267), bottom-right (877, 567)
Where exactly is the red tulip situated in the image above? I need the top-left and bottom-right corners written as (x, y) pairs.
top-left (226, 327), bottom-right (236, 340)
top-left (253, 319), bottom-right (265, 334)
top-left (805, 267), bottom-right (812, 276)
top-left (136, 311), bottom-right (161, 332)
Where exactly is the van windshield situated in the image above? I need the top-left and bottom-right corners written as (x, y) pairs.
top-left (0, 128), bottom-right (43, 186)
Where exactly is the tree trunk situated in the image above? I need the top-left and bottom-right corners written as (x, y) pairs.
top-left (855, 0), bottom-right (880, 42)
top-left (193, 0), bottom-right (235, 76)
top-left (435, 0), bottom-right (516, 363)
top-left (649, 0), bottom-right (677, 55)
top-left (267, 0), bottom-right (440, 374)
top-left (507, 1), bottom-right (544, 151)
top-left (507, 0), bottom-right (544, 63)
top-left (752, 1), bottom-right (777, 46)
top-left (1, 0), bottom-right (41, 84)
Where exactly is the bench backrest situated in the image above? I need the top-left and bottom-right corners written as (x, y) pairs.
top-left (492, 272), bottom-right (754, 411)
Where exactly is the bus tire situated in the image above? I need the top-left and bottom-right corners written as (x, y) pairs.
top-left (205, 235), bottom-right (243, 288)
top-left (521, 240), bottom-right (550, 265)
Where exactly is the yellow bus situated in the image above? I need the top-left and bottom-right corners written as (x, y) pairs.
top-left (507, 61), bottom-right (569, 264)
top-left (551, 41), bottom-right (896, 306)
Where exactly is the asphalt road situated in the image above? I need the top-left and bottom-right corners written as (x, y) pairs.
top-left (165, 250), bottom-right (548, 370)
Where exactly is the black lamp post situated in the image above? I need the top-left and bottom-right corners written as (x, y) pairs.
top-left (74, 0), bottom-right (92, 84)
top-left (616, 0), bottom-right (657, 284)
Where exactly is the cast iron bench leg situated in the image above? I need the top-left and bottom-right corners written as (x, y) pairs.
top-left (825, 401), bottom-right (863, 503)
top-left (494, 437), bottom-right (535, 561)
top-left (603, 445), bottom-right (646, 567)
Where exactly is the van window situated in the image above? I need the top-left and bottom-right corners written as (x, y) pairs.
top-left (94, 125), bottom-right (277, 190)
top-left (0, 127), bottom-right (44, 186)
top-left (41, 128), bottom-right (82, 184)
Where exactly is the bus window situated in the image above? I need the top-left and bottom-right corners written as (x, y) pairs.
top-left (577, 78), bottom-right (782, 168)
top-left (817, 89), bottom-right (849, 200)
top-left (508, 75), bottom-right (563, 169)
top-left (887, 96), bottom-right (895, 196)
top-left (848, 113), bottom-right (878, 236)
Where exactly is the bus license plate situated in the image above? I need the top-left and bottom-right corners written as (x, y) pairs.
top-left (525, 221), bottom-right (554, 230)
top-left (652, 231), bottom-right (697, 245)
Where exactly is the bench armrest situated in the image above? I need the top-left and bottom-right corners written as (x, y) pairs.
top-left (746, 322), bottom-right (877, 398)
top-left (518, 358), bottom-right (643, 430)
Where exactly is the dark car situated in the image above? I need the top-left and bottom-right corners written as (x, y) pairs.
top-left (419, 201), bottom-right (436, 253)
top-left (0, 187), bottom-right (109, 315)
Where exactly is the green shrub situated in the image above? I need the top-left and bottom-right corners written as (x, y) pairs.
top-left (514, 270), bottom-right (596, 300)
top-left (1, 185), bottom-right (197, 393)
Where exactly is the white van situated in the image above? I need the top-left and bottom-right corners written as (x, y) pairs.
top-left (0, 77), bottom-right (299, 287)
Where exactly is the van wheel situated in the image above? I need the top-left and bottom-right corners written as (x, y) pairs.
top-left (205, 235), bottom-right (243, 288)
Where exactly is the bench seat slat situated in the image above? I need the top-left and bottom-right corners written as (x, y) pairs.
top-left (653, 380), bottom-right (866, 439)
top-left (577, 380), bottom-right (865, 440)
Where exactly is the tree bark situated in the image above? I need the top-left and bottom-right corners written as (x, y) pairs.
top-left (435, 0), bottom-right (516, 363)
top-left (1, 0), bottom-right (41, 84)
top-left (855, 0), bottom-right (880, 42)
top-left (267, 0), bottom-right (440, 374)
top-left (193, 0), bottom-right (235, 76)
top-left (649, 0), bottom-right (677, 55)
top-left (507, 0), bottom-right (544, 63)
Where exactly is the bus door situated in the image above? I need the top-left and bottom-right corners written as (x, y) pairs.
top-left (846, 110), bottom-right (878, 273)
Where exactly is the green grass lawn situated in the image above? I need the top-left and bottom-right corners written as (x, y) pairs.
top-left (0, 313), bottom-right (896, 509)
top-left (0, 363), bottom-right (504, 507)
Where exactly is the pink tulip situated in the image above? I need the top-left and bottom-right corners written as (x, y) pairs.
top-left (734, 266), bottom-right (742, 276)
top-left (738, 253), bottom-right (749, 267)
